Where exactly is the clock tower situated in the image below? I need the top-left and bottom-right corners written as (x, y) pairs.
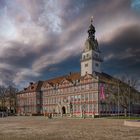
top-left (81, 18), bottom-right (103, 76)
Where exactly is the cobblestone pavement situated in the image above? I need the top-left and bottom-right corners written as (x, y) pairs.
top-left (0, 116), bottom-right (140, 140)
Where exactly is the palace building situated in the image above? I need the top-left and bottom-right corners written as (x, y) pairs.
top-left (17, 19), bottom-right (140, 117)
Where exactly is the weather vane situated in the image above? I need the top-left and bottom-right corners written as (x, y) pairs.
top-left (90, 16), bottom-right (93, 24)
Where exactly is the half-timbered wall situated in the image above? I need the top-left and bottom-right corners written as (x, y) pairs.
top-left (17, 91), bottom-right (41, 115)
top-left (42, 74), bottom-right (99, 116)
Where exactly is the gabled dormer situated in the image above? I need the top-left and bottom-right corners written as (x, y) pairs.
top-left (59, 78), bottom-right (73, 88)
top-left (41, 82), bottom-right (53, 90)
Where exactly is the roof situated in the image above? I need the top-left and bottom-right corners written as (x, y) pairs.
top-left (42, 72), bottom-right (80, 87)
top-left (18, 81), bottom-right (43, 94)
top-left (19, 71), bottom-right (137, 94)
top-left (95, 72), bottom-right (118, 84)
top-left (19, 71), bottom-right (118, 94)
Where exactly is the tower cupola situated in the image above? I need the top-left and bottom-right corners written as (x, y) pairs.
top-left (88, 18), bottom-right (96, 40)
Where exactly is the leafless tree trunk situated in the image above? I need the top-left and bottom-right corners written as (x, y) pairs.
top-left (104, 75), bottom-right (140, 117)
top-left (0, 86), bottom-right (7, 110)
top-left (0, 85), bottom-right (18, 114)
top-left (117, 75), bottom-right (139, 116)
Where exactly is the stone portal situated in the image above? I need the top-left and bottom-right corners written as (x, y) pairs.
top-left (62, 106), bottom-right (66, 114)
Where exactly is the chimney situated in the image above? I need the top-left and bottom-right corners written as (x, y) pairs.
top-left (30, 82), bottom-right (33, 85)
top-left (24, 88), bottom-right (27, 91)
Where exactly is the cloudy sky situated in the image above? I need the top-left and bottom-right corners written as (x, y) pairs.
top-left (0, 0), bottom-right (140, 90)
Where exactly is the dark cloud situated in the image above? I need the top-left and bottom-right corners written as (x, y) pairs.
top-left (0, 41), bottom-right (38, 68)
top-left (101, 24), bottom-right (140, 79)
top-left (39, 54), bottom-right (80, 81)
top-left (0, 0), bottom-right (6, 8)
top-left (0, 0), bottom-right (140, 90)
top-left (0, 68), bottom-right (16, 85)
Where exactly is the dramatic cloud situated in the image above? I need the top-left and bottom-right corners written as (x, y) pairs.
top-left (101, 24), bottom-right (140, 90)
top-left (0, 0), bottom-right (140, 90)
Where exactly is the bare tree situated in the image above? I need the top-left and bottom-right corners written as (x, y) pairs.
top-left (0, 86), bottom-right (7, 111)
top-left (5, 86), bottom-right (18, 114)
top-left (0, 85), bottom-right (18, 114)
top-left (117, 75), bottom-right (140, 116)
top-left (103, 75), bottom-right (140, 117)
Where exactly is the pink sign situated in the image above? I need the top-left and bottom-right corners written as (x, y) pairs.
top-left (100, 84), bottom-right (105, 100)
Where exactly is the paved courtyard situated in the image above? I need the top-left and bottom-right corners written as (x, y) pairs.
top-left (0, 116), bottom-right (140, 140)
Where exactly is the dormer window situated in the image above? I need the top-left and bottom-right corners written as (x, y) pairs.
top-left (24, 88), bottom-right (27, 91)
top-left (30, 82), bottom-right (33, 85)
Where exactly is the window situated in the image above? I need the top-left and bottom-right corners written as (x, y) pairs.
top-left (81, 85), bottom-right (85, 90)
top-left (85, 94), bottom-right (88, 101)
top-left (77, 85), bottom-right (81, 91)
top-left (95, 63), bottom-right (99, 67)
top-left (74, 105), bottom-right (76, 112)
top-left (93, 93), bottom-right (95, 100)
top-left (89, 83), bottom-right (93, 88)
top-left (58, 98), bottom-right (61, 103)
top-left (85, 84), bottom-right (89, 90)
top-left (95, 53), bottom-right (98, 58)
top-left (81, 94), bottom-right (84, 101)
top-left (74, 87), bottom-right (77, 91)
top-left (85, 104), bottom-right (88, 112)
top-left (70, 96), bottom-right (74, 102)
top-left (89, 104), bottom-right (92, 112)
top-left (94, 104), bottom-right (97, 112)
top-left (37, 100), bottom-right (40, 104)
top-left (77, 95), bottom-right (81, 101)
top-left (74, 95), bottom-right (77, 102)
top-left (89, 93), bottom-right (92, 101)
top-left (93, 93), bottom-right (98, 100)
top-left (54, 98), bottom-right (56, 104)
top-left (77, 105), bottom-right (80, 112)
top-left (85, 63), bottom-right (88, 67)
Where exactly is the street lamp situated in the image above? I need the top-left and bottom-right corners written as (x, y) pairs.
top-left (70, 102), bottom-right (73, 117)
top-left (81, 102), bottom-right (85, 119)
top-left (128, 80), bottom-right (131, 119)
top-left (118, 81), bottom-right (120, 118)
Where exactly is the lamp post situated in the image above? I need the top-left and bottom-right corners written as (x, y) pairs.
top-left (82, 102), bottom-right (85, 119)
top-left (117, 81), bottom-right (120, 118)
top-left (128, 80), bottom-right (131, 119)
top-left (70, 102), bottom-right (73, 117)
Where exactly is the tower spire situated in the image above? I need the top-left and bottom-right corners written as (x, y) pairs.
top-left (90, 16), bottom-right (93, 24)
top-left (88, 17), bottom-right (95, 39)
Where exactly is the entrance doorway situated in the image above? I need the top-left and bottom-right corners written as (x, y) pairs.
top-left (62, 106), bottom-right (66, 114)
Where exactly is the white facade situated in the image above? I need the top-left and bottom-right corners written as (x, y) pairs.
top-left (81, 48), bottom-right (102, 76)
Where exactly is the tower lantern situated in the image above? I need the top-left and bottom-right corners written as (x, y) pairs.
top-left (88, 17), bottom-right (95, 40)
